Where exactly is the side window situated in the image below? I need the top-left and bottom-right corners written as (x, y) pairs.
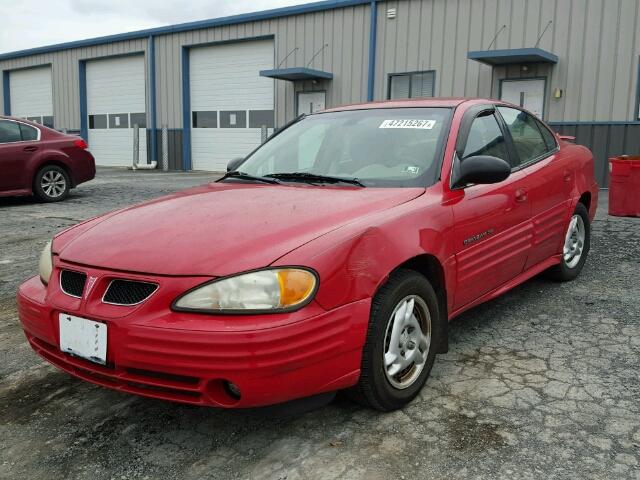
top-left (534, 117), bottom-right (558, 151)
top-left (0, 120), bottom-right (22, 143)
top-left (461, 113), bottom-right (508, 161)
top-left (19, 123), bottom-right (39, 141)
top-left (498, 107), bottom-right (549, 167)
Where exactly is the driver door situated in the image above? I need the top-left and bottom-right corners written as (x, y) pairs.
top-left (450, 108), bottom-right (533, 309)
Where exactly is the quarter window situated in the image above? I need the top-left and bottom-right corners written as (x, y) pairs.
top-left (461, 113), bottom-right (509, 161)
top-left (498, 107), bottom-right (550, 167)
top-left (389, 71), bottom-right (435, 99)
top-left (19, 123), bottom-right (39, 141)
top-left (0, 120), bottom-right (22, 143)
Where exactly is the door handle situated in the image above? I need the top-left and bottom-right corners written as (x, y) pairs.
top-left (23, 146), bottom-right (38, 152)
top-left (515, 188), bottom-right (528, 203)
top-left (563, 170), bottom-right (572, 182)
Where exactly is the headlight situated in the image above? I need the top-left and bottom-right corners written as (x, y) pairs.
top-left (173, 268), bottom-right (318, 313)
top-left (39, 241), bottom-right (53, 285)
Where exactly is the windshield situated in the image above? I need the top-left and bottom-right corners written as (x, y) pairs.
top-left (236, 107), bottom-right (452, 187)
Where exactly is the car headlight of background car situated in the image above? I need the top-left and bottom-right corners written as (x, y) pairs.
top-left (39, 241), bottom-right (53, 285)
top-left (173, 268), bottom-right (318, 313)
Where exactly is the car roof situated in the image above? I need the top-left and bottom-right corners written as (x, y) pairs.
top-left (322, 97), bottom-right (502, 113)
top-left (0, 115), bottom-right (42, 127)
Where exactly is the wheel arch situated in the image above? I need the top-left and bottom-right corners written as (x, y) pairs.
top-left (34, 160), bottom-right (75, 188)
top-left (578, 191), bottom-right (591, 211)
top-left (380, 254), bottom-right (449, 354)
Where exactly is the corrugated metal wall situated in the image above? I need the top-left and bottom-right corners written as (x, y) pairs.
top-left (550, 123), bottom-right (640, 186)
top-left (0, 39), bottom-right (148, 130)
top-left (1, 0), bottom-right (639, 174)
top-left (374, 0), bottom-right (640, 122)
top-left (153, 4), bottom-right (370, 128)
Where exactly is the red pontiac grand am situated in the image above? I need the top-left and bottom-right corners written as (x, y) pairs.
top-left (18, 99), bottom-right (598, 411)
top-left (0, 116), bottom-right (95, 202)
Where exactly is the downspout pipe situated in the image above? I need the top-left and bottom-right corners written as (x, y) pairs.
top-left (367, 0), bottom-right (378, 102)
top-left (2, 71), bottom-right (10, 115)
top-left (148, 35), bottom-right (158, 165)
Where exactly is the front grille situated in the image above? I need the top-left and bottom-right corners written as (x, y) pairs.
top-left (103, 279), bottom-right (158, 306)
top-left (60, 270), bottom-right (87, 297)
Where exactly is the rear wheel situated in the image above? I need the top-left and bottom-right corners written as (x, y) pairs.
top-left (34, 165), bottom-right (70, 202)
top-left (348, 269), bottom-right (440, 411)
top-left (546, 203), bottom-right (590, 281)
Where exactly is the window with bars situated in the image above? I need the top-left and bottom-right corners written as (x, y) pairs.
top-left (388, 71), bottom-right (436, 99)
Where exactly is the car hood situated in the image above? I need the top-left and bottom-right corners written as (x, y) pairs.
top-left (56, 182), bottom-right (424, 276)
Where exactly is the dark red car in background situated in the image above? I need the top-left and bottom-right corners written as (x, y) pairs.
top-left (0, 116), bottom-right (95, 202)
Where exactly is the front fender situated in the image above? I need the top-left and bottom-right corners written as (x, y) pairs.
top-left (273, 193), bottom-right (455, 311)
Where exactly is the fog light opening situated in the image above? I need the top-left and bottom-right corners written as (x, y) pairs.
top-left (225, 381), bottom-right (242, 400)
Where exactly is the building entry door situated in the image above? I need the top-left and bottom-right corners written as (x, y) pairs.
top-left (500, 79), bottom-right (545, 118)
top-left (297, 91), bottom-right (326, 115)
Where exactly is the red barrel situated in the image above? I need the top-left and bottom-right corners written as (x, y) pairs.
top-left (609, 156), bottom-right (640, 217)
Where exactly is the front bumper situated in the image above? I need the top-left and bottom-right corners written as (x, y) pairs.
top-left (18, 273), bottom-right (370, 408)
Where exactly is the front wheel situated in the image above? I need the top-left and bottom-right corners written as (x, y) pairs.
top-left (546, 202), bottom-right (591, 281)
top-left (34, 165), bottom-right (70, 202)
top-left (347, 269), bottom-right (440, 411)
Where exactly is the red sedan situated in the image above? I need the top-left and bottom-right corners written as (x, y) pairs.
top-left (17, 99), bottom-right (598, 411)
top-left (0, 116), bottom-right (95, 202)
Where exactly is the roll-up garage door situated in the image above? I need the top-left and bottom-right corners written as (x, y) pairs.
top-left (86, 55), bottom-right (147, 166)
top-left (190, 39), bottom-right (274, 171)
top-left (9, 66), bottom-right (54, 128)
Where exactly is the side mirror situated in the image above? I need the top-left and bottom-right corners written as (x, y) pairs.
top-left (452, 155), bottom-right (511, 189)
top-left (227, 157), bottom-right (244, 172)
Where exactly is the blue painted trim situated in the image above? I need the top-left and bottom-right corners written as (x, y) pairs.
top-left (148, 35), bottom-right (157, 163)
top-left (78, 61), bottom-right (87, 141)
top-left (259, 67), bottom-right (333, 81)
top-left (635, 55), bottom-right (640, 122)
top-left (2, 71), bottom-right (10, 115)
top-left (548, 121), bottom-right (640, 126)
top-left (0, 0), bottom-right (370, 61)
top-left (367, 0), bottom-right (377, 101)
top-left (181, 46), bottom-right (191, 171)
top-left (468, 48), bottom-right (558, 66)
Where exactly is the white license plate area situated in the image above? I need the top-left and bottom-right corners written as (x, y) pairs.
top-left (59, 313), bottom-right (107, 365)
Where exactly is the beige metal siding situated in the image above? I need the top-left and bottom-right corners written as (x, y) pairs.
top-left (0, 39), bottom-right (147, 130)
top-left (153, 4), bottom-right (370, 128)
top-left (1, 0), bottom-right (639, 130)
top-left (374, 0), bottom-right (640, 122)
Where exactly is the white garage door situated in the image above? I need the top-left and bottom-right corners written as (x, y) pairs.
top-left (190, 39), bottom-right (274, 171)
top-left (10, 66), bottom-right (54, 128)
top-left (87, 55), bottom-right (147, 167)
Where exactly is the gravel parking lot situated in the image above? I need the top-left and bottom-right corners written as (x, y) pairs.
top-left (1, 168), bottom-right (638, 480)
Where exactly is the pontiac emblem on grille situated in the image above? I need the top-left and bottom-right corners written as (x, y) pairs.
top-left (85, 276), bottom-right (98, 297)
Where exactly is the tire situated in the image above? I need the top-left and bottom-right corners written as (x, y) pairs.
top-left (347, 269), bottom-right (441, 411)
top-left (34, 165), bottom-right (70, 202)
top-left (546, 202), bottom-right (590, 281)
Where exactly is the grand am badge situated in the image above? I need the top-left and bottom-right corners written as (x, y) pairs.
top-left (463, 229), bottom-right (495, 246)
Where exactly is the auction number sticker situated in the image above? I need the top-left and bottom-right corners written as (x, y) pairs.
top-left (379, 119), bottom-right (436, 129)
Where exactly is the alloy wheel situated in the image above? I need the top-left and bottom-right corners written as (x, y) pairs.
top-left (383, 295), bottom-right (431, 390)
top-left (41, 170), bottom-right (67, 198)
top-left (563, 214), bottom-right (586, 268)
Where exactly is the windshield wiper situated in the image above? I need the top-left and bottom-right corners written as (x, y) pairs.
top-left (218, 170), bottom-right (281, 185)
top-left (264, 172), bottom-right (365, 187)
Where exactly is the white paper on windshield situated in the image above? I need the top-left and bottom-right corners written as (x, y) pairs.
top-left (379, 119), bottom-right (436, 129)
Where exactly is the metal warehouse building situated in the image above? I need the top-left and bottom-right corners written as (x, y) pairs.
top-left (1, 0), bottom-right (639, 184)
